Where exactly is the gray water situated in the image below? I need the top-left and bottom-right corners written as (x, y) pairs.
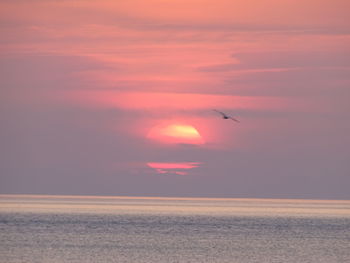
top-left (0, 195), bottom-right (349, 263)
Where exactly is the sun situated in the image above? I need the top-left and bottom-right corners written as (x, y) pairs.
top-left (161, 124), bottom-right (200, 139)
top-left (147, 123), bottom-right (204, 145)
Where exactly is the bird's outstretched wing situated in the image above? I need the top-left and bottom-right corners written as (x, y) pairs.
top-left (213, 109), bottom-right (226, 117)
top-left (229, 116), bottom-right (240, 123)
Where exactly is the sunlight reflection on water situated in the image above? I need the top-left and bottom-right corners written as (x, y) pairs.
top-left (1, 195), bottom-right (349, 217)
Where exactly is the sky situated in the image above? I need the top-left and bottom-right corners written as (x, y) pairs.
top-left (1, 0), bottom-right (349, 199)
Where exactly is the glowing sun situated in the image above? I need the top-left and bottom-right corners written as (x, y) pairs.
top-left (147, 124), bottom-right (204, 145)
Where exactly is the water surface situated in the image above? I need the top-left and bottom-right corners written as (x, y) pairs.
top-left (1, 195), bottom-right (349, 263)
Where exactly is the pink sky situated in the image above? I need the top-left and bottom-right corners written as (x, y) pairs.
top-left (1, 0), bottom-right (349, 198)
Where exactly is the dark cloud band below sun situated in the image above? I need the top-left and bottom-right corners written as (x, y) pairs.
top-left (147, 162), bottom-right (202, 175)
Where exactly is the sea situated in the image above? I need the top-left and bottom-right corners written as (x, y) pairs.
top-left (0, 195), bottom-right (349, 263)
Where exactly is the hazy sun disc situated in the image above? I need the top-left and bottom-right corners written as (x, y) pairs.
top-left (147, 124), bottom-right (204, 145)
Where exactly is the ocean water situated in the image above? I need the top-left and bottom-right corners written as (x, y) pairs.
top-left (0, 195), bottom-right (349, 263)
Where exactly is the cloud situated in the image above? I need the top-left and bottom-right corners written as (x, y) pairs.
top-left (147, 162), bottom-right (202, 175)
top-left (0, 53), bottom-right (116, 107)
top-left (223, 67), bottom-right (350, 97)
top-left (195, 49), bottom-right (350, 98)
top-left (199, 50), bottom-right (350, 72)
top-left (66, 90), bottom-right (296, 112)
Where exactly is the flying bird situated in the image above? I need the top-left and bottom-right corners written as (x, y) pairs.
top-left (213, 109), bottom-right (240, 123)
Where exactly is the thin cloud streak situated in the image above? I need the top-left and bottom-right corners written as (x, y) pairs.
top-left (67, 90), bottom-right (301, 111)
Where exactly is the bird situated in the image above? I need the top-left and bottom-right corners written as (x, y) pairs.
top-left (213, 109), bottom-right (240, 123)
